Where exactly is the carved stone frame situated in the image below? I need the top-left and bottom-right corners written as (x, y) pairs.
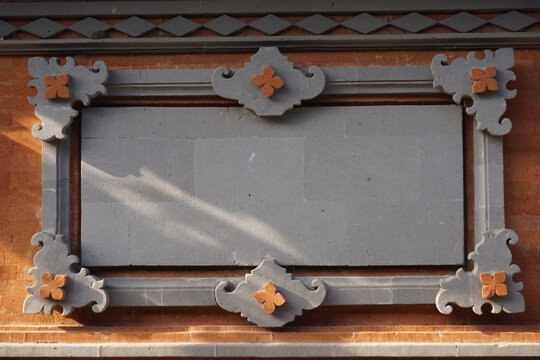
top-left (24, 47), bottom-right (524, 325)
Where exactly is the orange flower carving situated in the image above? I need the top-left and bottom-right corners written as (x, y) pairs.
top-left (252, 65), bottom-right (284, 98)
top-left (480, 271), bottom-right (507, 299)
top-left (254, 282), bottom-right (286, 314)
top-left (470, 66), bottom-right (498, 94)
top-left (44, 73), bottom-right (70, 100)
top-left (39, 273), bottom-right (67, 301)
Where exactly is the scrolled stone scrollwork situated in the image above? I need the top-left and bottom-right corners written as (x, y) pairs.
top-left (436, 229), bottom-right (524, 315)
top-left (211, 47), bottom-right (325, 117)
top-left (28, 56), bottom-right (109, 141)
top-left (431, 48), bottom-right (516, 136)
top-left (215, 258), bottom-right (326, 327)
top-left (23, 232), bottom-right (109, 316)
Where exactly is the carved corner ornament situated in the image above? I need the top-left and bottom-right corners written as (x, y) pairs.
top-left (28, 57), bottom-right (109, 141)
top-left (215, 259), bottom-right (326, 327)
top-left (212, 47), bottom-right (325, 117)
top-left (431, 48), bottom-right (516, 136)
top-left (436, 230), bottom-right (524, 315)
top-left (23, 232), bottom-right (109, 316)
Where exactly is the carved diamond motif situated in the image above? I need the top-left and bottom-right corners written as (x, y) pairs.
top-left (158, 16), bottom-right (201, 36)
top-left (204, 15), bottom-right (247, 36)
top-left (113, 16), bottom-right (156, 37)
top-left (391, 12), bottom-right (437, 33)
top-left (249, 14), bottom-right (292, 35)
top-left (215, 259), bottom-right (326, 327)
top-left (21, 18), bottom-right (66, 38)
top-left (69, 17), bottom-right (111, 38)
top-left (490, 11), bottom-right (537, 32)
top-left (342, 13), bottom-right (388, 34)
top-left (295, 14), bottom-right (338, 34)
top-left (440, 12), bottom-right (487, 33)
top-left (0, 20), bottom-right (18, 39)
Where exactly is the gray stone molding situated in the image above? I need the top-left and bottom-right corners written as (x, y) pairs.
top-left (215, 259), bottom-right (326, 327)
top-left (107, 65), bottom-right (436, 97)
top-left (1, 342), bottom-right (539, 358)
top-left (432, 48), bottom-right (517, 136)
top-left (28, 56), bottom-right (109, 141)
top-left (23, 232), bottom-right (109, 315)
top-left (3, 34), bottom-right (540, 55)
top-left (212, 47), bottom-right (325, 116)
top-left (431, 48), bottom-right (524, 315)
top-left (1, 1), bottom-right (538, 18)
top-left (106, 275), bottom-right (440, 307)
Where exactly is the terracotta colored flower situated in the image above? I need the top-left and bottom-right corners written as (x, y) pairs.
top-left (39, 273), bottom-right (67, 301)
top-left (252, 65), bottom-right (284, 98)
top-left (480, 271), bottom-right (507, 299)
top-left (254, 282), bottom-right (286, 314)
top-left (470, 66), bottom-right (498, 94)
top-left (44, 73), bottom-right (70, 100)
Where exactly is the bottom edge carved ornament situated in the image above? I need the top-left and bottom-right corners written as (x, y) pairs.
top-left (436, 229), bottom-right (524, 315)
top-left (215, 258), bottom-right (326, 327)
top-left (23, 232), bottom-right (109, 315)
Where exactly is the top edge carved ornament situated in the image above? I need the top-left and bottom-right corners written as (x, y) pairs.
top-left (212, 47), bottom-right (325, 117)
top-left (431, 48), bottom-right (516, 136)
top-left (28, 56), bottom-right (109, 141)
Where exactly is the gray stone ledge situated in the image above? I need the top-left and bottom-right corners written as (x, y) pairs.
top-left (0, 342), bottom-right (538, 357)
top-left (1, 0), bottom-right (538, 18)
top-left (2, 33), bottom-right (540, 55)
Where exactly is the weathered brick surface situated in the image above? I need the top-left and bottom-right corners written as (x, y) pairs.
top-left (0, 50), bottom-right (538, 347)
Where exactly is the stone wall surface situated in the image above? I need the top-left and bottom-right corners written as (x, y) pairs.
top-left (0, 48), bottom-right (539, 357)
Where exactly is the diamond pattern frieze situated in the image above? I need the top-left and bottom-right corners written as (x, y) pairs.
top-left (113, 16), bottom-right (156, 37)
top-left (0, 20), bottom-right (18, 39)
top-left (158, 16), bottom-right (201, 36)
top-left (204, 15), bottom-right (247, 36)
top-left (21, 18), bottom-right (66, 38)
top-left (440, 12), bottom-right (487, 33)
top-left (295, 14), bottom-right (339, 35)
top-left (249, 14), bottom-right (292, 35)
top-left (342, 13), bottom-right (388, 34)
top-left (69, 17), bottom-right (111, 38)
top-left (391, 12), bottom-right (437, 33)
top-left (490, 11), bottom-right (537, 32)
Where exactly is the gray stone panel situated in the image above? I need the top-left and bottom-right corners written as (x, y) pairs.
top-left (81, 105), bottom-right (464, 267)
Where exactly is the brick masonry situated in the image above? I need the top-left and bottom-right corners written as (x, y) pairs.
top-left (0, 50), bottom-right (539, 350)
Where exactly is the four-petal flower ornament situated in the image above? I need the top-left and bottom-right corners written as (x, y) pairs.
top-left (469, 66), bottom-right (498, 94)
top-left (44, 73), bottom-right (70, 100)
top-left (480, 271), bottom-right (508, 299)
top-left (254, 282), bottom-right (286, 314)
top-left (39, 273), bottom-right (68, 301)
top-left (252, 65), bottom-right (285, 98)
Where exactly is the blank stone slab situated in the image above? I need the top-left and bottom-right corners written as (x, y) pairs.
top-left (80, 105), bottom-right (464, 267)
